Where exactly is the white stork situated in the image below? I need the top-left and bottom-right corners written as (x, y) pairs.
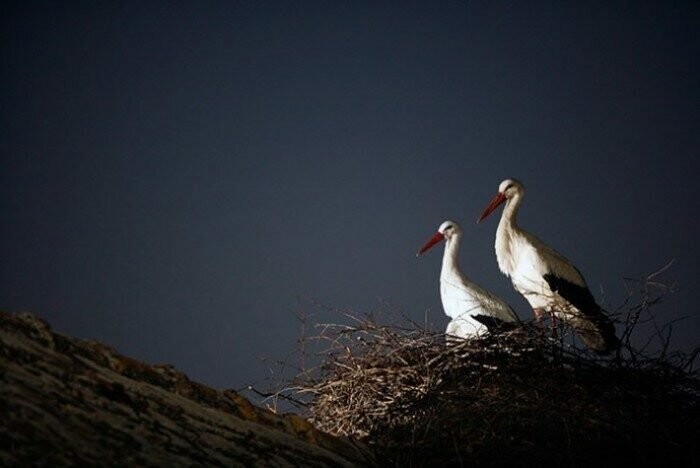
top-left (417, 220), bottom-right (519, 340)
top-left (477, 178), bottom-right (618, 353)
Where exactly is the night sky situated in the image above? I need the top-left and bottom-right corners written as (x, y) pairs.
top-left (2, 1), bottom-right (698, 394)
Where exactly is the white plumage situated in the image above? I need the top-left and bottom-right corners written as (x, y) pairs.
top-left (477, 178), bottom-right (618, 353)
top-left (417, 220), bottom-right (519, 340)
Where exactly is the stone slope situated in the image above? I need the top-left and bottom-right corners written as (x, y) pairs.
top-left (0, 311), bottom-right (374, 467)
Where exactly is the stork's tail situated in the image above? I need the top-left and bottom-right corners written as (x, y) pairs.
top-left (570, 311), bottom-right (620, 354)
top-left (542, 273), bottom-right (619, 353)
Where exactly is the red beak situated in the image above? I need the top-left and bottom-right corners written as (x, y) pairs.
top-left (477, 192), bottom-right (507, 223)
top-left (416, 231), bottom-right (445, 256)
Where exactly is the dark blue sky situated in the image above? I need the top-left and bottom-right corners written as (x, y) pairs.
top-left (2, 1), bottom-right (698, 391)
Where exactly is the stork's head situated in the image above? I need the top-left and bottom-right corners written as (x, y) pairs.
top-left (477, 178), bottom-right (523, 223)
top-left (416, 220), bottom-right (461, 256)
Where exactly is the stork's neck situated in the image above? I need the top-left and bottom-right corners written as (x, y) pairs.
top-left (441, 233), bottom-right (462, 279)
top-left (499, 193), bottom-right (523, 230)
top-left (495, 193), bottom-right (524, 276)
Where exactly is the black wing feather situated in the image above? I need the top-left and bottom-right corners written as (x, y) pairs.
top-left (543, 273), bottom-right (600, 317)
top-left (470, 314), bottom-right (518, 333)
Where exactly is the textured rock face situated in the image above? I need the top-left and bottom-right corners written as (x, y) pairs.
top-left (0, 311), bottom-right (373, 467)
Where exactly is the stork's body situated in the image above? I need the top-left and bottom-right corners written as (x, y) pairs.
top-left (418, 220), bottom-right (519, 339)
top-left (478, 179), bottom-right (618, 353)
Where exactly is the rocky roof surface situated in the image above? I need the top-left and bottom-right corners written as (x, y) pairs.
top-left (0, 311), bottom-right (374, 467)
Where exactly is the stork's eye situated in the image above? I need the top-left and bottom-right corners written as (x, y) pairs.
top-left (505, 183), bottom-right (514, 191)
top-left (444, 225), bottom-right (453, 231)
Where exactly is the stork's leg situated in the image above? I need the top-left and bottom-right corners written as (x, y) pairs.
top-left (533, 308), bottom-right (545, 323)
top-left (533, 308), bottom-right (546, 341)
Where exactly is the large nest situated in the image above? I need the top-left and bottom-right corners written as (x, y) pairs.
top-left (288, 321), bottom-right (698, 466)
top-left (266, 267), bottom-right (699, 466)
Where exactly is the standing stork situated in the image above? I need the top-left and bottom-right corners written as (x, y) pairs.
top-left (417, 220), bottom-right (519, 340)
top-left (477, 178), bottom-right (618, 353)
